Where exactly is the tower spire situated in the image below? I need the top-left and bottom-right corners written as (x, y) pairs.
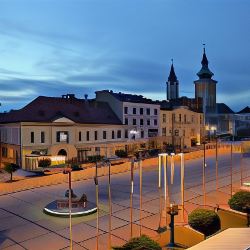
top-left (166, 59), bottom-right (179, 100)
top-left (197, 45), bottom-right (213, 79)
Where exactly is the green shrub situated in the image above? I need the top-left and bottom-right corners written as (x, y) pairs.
top-left (188, 209), bottom-right (221, 236)
top-left (4, 163), bottom-right (19, 181)
top-left (115, 149), bottom-right (128, 158)
top-left (113, 235), bottom-right (161, 250)
top-left (87, 155), bottom-right (104, 163)
top-left (38, 158), bottom-right (51, 168)
top-left (71, 164), bottom-right (83, 171)
top-left (228, 191), bottom-right (250, 213)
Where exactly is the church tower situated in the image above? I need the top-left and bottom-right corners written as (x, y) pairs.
top-left (166, 60), bottom-right (179, 101)
top-left (194, 46), bottom-right (217, 114)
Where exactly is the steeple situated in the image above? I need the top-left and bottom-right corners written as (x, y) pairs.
top-left (197, 45), bottom-right (214, 79)
top-left (166, 59), bottom-right (179, 101)
top-left (168, 59), bottom-right (178, 83)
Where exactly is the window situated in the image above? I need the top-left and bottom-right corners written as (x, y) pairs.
top-left (125, 130), bottom-right (128, 138)
top-left (163, 114), bottom-right (166, 123)
top-left (79, 131), bottom-right (82, 141)
top-left (125, 118), bottom-right (128, 125)
top-left (86, 131), bottom-right (90, 141)
top-left (124, 107), bottom-right (128, 114)
top-left (56, 131), bottom-right (69, 143)
top-left (140, 119), bottom-right (144, 126)
top-left (140, 108), bottom-right (143, 115)
top-left (112, 130), bottom-right (115, 139)
top-left (169, 129), bottom-right (172, 134)
top-left (94, 131), bottom-right (98, 140)
top-left (154, 109), bottom-right (158, 115)
top-left (191, 115), bottom-right (194, 123)
top-left (146, 108), bottom-right (150, 115)
top-left (172, 114), bottom-right (175, 122)
top-left (117, 130), bottom-right (121, 138)
top-left (184, 115), bottom-right (187, 123)
top-left (183, 130), bottom-right (185, 136)
top-left (179, 114), bottom-right (181, 122)
top-left (175, 130), bottom-right (179, 136)
top-left (154, 119), bottom-right (157, 126)
top-left (162, 127), bottom-right (166, 136)
top-left (2, 147), bottom-right (7, 157)
top-left (147, 119), bottom-right (150, 126)
top-left (133, 119), bottom-right (137, 125)
top-left (103, 131), bottom-right (107, 140)
top-left (133, 107), bottom-right (136, 114)
top-left (41, 131), bottom-right (45, 143)
top-left (31, 132), bottom-right (34, 143)
top-left (141, 130), bottom-right (144, 138)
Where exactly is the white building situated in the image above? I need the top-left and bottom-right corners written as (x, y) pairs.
top-left (95, 90), bottom-right (161, 140)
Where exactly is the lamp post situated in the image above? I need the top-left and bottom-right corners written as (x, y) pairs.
top-left (63, 167), bottom-right (73, 250)
top-left (166, 203), bottom-right (180, 248)
top-left (139, 152), bottom-right (142, 236)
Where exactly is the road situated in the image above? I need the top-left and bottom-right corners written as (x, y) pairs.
top-left (0, 152), bottom-right (249, 250)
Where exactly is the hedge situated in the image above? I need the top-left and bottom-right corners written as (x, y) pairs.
top-left (188, 209), bottom-right (221, 236)
top-left (228, 191), bottom-right (250, 213)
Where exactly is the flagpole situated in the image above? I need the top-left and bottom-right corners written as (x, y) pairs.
top-left (203, 142), bottom-right (206, 206)
top-left (68, 169), bottom-right (73, 250)
top-left (139, 155), bottom-right (142, 236)
top-left (95, 162), bottom-right (99, 250)
top-left (130, 157), bottom-right (134, 238)
top-left (108, 160), bottom-right (112, 249)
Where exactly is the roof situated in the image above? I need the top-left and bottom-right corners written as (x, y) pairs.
top-left (168, 63), bottom-right (178, 83)
top-left (188, 228), bottom-right (250, 250)
top-left (0, 95), bottom-right (122, 125)
top-left (197, 48), bottom-right (214, 79)
top-left (216, 103), bottom-right (234, 114)
top-left (96, 90), bottom-right (159, 105)
top-left (237, 106), bottom-right (250, 114)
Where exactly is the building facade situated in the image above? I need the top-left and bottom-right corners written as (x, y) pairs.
top-left (95, 90), bottom-right (161, 140)
top-left (0, 95), bottom-right (136, 170)
top-left (160, 106), bottom-right (203, 149)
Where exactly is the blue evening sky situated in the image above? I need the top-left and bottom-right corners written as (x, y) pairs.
top-left (0, 0), bottom-right (249, 112)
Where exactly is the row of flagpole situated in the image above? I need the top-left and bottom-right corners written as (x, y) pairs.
top-left (65, 140), bottom-right (244, 249)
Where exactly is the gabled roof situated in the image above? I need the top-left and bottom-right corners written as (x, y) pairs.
top-left (0, 96), bottom-right (122, 125)
top-left (216, 103), bottom-right (234, 114)
top-left (237, 106), bottom-right (250, 114)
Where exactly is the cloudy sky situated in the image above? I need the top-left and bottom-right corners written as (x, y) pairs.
top-left (0, 0), bottom-right (249, 112)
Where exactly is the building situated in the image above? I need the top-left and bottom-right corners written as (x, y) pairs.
top-left (166, 61), bottom-right (179, 100)
top-left (234, 106), bottom-right (250, 137)
top-left (194, 47), bottom-right (217, 114)
top-left (0, 94), bottom-right (136, 170)
top-left (95, 90), bottom-right (161, 140)
top-left (160, 105), bottom-right (203, 150)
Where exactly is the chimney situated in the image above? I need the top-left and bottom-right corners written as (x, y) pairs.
top-left (84, 94), bottom-right (88, 101)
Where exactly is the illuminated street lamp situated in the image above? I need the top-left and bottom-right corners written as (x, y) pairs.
top-left (166, 203), bottom-right (181, 248)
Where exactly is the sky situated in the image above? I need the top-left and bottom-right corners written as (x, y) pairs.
top-left (0, 0), bottom-right (249, 112)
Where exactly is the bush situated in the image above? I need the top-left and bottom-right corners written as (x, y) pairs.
top-left (4, 163), bottom-right (19, 181)
top-left (87, 155), bottom-right (104, 163)
top-left (113, 235), bottom-right (161, 250)
top-left (188, 209), bottom-right (221, 236)
top-left (115, 149), bottom-right (128, 158)
top-left (71, 164), bottom-right (83, 171)
top-left (38, 158), bottom-right (51, 168)
top-left (228, 191), bottom-right (250, 213)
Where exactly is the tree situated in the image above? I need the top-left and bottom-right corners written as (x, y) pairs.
top-left (4, 163), bottom-right (19, 182)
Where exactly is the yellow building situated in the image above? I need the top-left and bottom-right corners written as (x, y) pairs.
top-left (0, 95), bottom-right (142, 170)
top-left (160, 106), bottom-right (203, 150)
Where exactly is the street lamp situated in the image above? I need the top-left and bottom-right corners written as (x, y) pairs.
top-left (166, 203), bottom-right (181, 248)
top-left (63, 167), bottom-right (73, 250)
